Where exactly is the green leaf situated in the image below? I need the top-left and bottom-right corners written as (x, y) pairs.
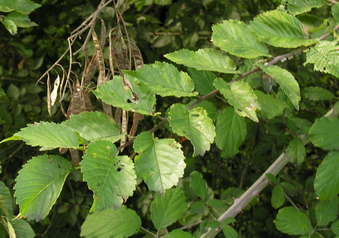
top-left (94, 75), bottom-right (156, 115)
top-left (272, 184), bottom-right (285, 209)
top-left (258, 64), bottom-right (300, 110)
top-left (81, 141), bottom-right (136, 212)
top-left (0, 181), bottom-right (13, 216)
top-left (332, 219), bottom-right (339, 236)
top-left (214, 78), bottom-right (261, 122)
top-left (222, 224), bottom-right (238, 238)
top-left (274, 206), bottom-right (313, 235)
top-left (123, 62), bottom-right (198, 97)
top-left (314, 151), bottom-right (339, 200)
top-left (133, 132), bottom-right (185, 192)
top-left (6, 84), bottom-right (20, 100)
top-left (215, 107), bottom-right (247, 158)
top-left (254, 90), bottom-right (287, 119)
top-left (165, 230), bottom-right (194, 238)
top-left (303, 86), bottom-right (335, 101)
top-left (187, 68), bottom-right (216, 96)
top-left (80, 205), bottom-right (141, 238)
top-left (14, 155), bottom-right (72, 221)
top-left (333, 3), bottom-right (339, 24)
top-left (0, 0), bottom-right (41, 14)
top-left (190, 171), bottom-right (207, 200)
top-left (7, 11), bottom-right (37, 28)
top-left (250, 10), bottom-right (318, 48)
top-left (309, 118), bottom-right (339, 150)
top-left (1, 17), bottom-right (17, 35)
top-left (9, 217), bottom-right (35, 238)
top-left (286, 138), bottom-right (306, 166)
top-left (265, 173), bottom-right (280, 184)
top-left (288, 0), bottom-right (327, 15)
top-left (62, 111), bottom-right (124, 142)
top-left (304, 41), bottom-right (339, 78)
top-left (211, 19), bottom-right (270, 58)
top-left (167, 104), bottom-right (216, 156)
top-left (165, 48), bottom-right (239, 74)
top-left (13, 122), bottom-right (78, 150)
top-left (151, 187), bottom-right (187, 229)
top-left (315, 198), bottom-right (339, 226)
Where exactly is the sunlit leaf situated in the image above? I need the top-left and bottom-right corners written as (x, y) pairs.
top-left (0, 0), bottom-right (41, 14)
top-left (255, 90), bottom-right (287, 119)
top-left (215, 107), bottom-right (247, 158)
top-left (14, 155), bottom-right (72, 221)
top-left (286, 138), bottom-right (306, 166)
top-left (303, 86), bottom-right (335, 101)
top-left (134, 132), bottom-right (185, 192)
top-left (250, 10), bottom-right (318, 48)
top-left (309, 118), bottom-right (339, 150)
top-left (9, 217), bottom-right (35, 238)
top-left (272, 184), bottom-right (285, 209)
top-left (165, 48), bottom-right (239, 73)
top-left (214, 78), bottom-right (260, 122)
top-left (81, 205), bottom-right (141, 238)
top-left (166, 230), bottom-right (194, 238)
top-left (7, 11), bottom-right (37, 28)
top-left (190, 171), bottom-right (207, 200)
top-left (62, 111), bottom-right (124, 143)
top-left (258, 64), bottom-right (300, 110)
top-left (94, 75), bottom-right (156, 115)
top-left (212, 19), bottom-right (270, 58)
top-left (288, 0), bottom-right (327, 15)
top-left (314, 151), bottom-right (339, 200)
top-left (315, 198), bottom-right (338, 226)
top-left (123, 62), bottom-right (198, 97)
top-left (168, 104), bottom-right (216, 156)
top-left (81, 141), bottom-right (136, 212)
top-left (151, 187), bottom-right (187, 229)
top-left (304, 40), bottom-right (339, 78)
top-left (13, 122), bottom-right (78, 149)
top-left (274, 206), bottom-right (313, 235)
top-left (1, 17), bottom-right (17, 35)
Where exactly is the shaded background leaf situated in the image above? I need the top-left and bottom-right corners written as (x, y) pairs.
top-left (215, 107), bottom-right (247, 158)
